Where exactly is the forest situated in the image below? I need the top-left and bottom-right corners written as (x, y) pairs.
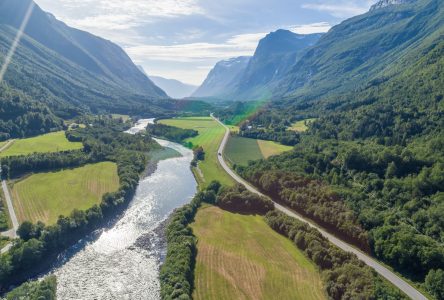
top-left (227, 25), bottom-right (444, 297)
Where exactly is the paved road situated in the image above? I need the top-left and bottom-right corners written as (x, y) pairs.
top-left (1, 180), bottom-right (18, 238)
top-left (212, 114), bottom-right (427, 300)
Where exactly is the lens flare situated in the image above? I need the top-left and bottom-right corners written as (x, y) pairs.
top-left (0, 1), bottom-right (35, 82)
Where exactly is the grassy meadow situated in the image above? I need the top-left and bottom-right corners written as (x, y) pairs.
top-left (225, 136), bottom-right (292, 166)
top-left (0, 131), bottom-right (83, 157)
top-left (159, 117), bottom-right (234, 187)
top-left (290, 118), bottom-right (317, 132)
top-left (11, 162), bottom-right (119, 225)
top-left (191, 205), bottom-right (326, 300)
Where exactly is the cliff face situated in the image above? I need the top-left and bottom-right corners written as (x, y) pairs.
top-left (370, 0), bottom-right (417, 11)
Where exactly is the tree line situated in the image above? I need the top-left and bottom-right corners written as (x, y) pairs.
top-left (265, 211), bottom-right (407, 300)
top-left (147, 123), bottom-right (198, 143)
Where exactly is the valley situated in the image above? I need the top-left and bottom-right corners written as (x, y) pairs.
top-left (0, 0), bottom-right (443, 299)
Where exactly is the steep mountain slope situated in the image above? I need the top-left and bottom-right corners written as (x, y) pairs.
top-left (192, 56), bottom-right (250, 99)
top-left (0, 0), bottom-right (165, 97)
top-left (194, 31), bottom-right (321, 101)
top-left (277, 0), bottom-right (443, 102)
top-left (149, 76), bottom-right (197, 99)
top-left (233, 30), bottom-right (322, 100)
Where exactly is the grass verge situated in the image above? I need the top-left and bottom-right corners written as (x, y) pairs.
top-left (11, 162), bottom-right (119, 225)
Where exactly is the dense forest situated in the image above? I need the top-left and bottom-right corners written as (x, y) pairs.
top-left (227, 16), bottom-right (444, 297)
top-left (0, 84), bottom-right (63, 141)
top-left (0, 117), bottom-right (160, 290)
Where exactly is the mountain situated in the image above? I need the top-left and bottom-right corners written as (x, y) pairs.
top-left (193, 31), bottom-right (322, 101)
top-left (192, 56), bottom-right (250, 99)
top-left (232, 30), bottom-right (322, 100)
top-left (0, 0), bottom-right (165, 97)
top-left (149, 76), bottom-right (197, 99)
top-left (370, 0), bottom-right (417, 11)
top-left (0, 0), bottom-right (170, 119)
top-left (276, 0), bottom-right (441, 102)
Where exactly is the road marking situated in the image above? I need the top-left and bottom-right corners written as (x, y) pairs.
top-left (212, 114), bottom-right (427, 300)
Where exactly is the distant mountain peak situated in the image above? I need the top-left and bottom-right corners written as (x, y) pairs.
top-left (370, 0), bottom-right (416, 11)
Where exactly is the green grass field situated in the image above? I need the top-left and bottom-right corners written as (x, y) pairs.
top-left (0, 131), bottom-right (83, 157)
top-left (159, 117), bottom-right (234, 187)
top-left (290, 118), bottom-right (317, 132)
top-left (225, 136), bottom-right (293, 166)
top-left (11, 162), bottom-right (119, 225)
top-left (191, 205), bottom-right (326, 300)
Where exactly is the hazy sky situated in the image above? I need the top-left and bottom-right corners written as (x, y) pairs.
top-left (34, 0), bottom-right (374, 85)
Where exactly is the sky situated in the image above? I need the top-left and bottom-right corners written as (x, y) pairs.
top-left (34, 0), bottom-right (375, 85)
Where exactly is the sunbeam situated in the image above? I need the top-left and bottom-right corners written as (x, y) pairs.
top-left (0, 1), bottom-right (35, 82)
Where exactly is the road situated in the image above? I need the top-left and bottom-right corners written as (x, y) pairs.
top-left (212, 114), bottom-right (427, 300)
top-left (1, 180), bottom-right (18, 238)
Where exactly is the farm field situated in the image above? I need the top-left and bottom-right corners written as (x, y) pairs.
top-left (159, 117), bottom-right (234, 187)
top-left (0, 131), bottom-right (83, 157)
top-left (225, 136), bottom-right (292, 166)
top-left (11, 162), bottom-right (119, 225)
top-left (290, 118), bottom-right (317, 132)
top-left (191, 205), bottom-right (326, 300)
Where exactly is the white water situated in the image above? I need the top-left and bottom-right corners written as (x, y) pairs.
top-left (51, 121), bottom-right (197, 300)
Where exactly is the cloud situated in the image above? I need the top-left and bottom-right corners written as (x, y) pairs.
top-left (290, 22), bottom-right (332, 34)
top-left (125, 32), bottom-right (266, 63)
top-left (36, 0), bottom-right (204, 33)
top-left (301, 1), bottom-right (373, 18)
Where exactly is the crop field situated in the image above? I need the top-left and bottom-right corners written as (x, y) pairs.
top-left (159, 117), bottom-right (234, 187)
top-left (225, 136), bottom-right (292, 166)
top-left (191, 206), bottom-right (326, 300)
top-left (0, 131), bottom-right (83, 157)
top-left (290, 118), bottom-right (317, 132)
top-left (11, 162), bottom-right (119, 225)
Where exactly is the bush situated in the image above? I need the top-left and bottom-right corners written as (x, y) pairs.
top-left (216, 184), bottom-right (274, 215)
top-left (425, 269), bottom-right (444, 300)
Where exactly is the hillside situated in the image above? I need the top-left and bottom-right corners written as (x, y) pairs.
top-left (0, 0), bottom-right (211, 139)
top-left (194, 31), bottom-right (322, 101)
top-left (0, 0), bottom-right (165, 97)
top-left (277, 0), bottom-right (443, 102)
top-left (149, 76), bottom-right (197, 99)
top-left (233, 31), bottom-right (322, 101)
top-left (230, 0), bottom-right (444, 295)
top-left (192, 56), bottom-right (250, 99)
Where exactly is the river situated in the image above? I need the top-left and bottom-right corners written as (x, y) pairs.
top-left (49, 119), bottom-right (197, 299)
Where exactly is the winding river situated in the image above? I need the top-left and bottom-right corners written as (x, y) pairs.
top-left (50, 119), bottom-right (197, 299)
